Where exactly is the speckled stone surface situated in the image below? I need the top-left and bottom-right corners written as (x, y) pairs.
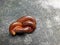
top-left (0, 0), bottom-right (60, 45)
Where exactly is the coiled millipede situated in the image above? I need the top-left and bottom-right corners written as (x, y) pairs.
top-left (9, 16), bottom-right (36, 36)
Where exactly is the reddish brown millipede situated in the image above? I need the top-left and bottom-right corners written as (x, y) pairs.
top-left (9, 16), bottom-right (36, 36)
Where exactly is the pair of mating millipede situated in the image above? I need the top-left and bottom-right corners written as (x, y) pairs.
top-left (9, 16), bottom-right (36, 36)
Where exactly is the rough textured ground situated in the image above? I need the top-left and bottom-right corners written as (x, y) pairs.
top-left (0, 0), bottom-right (60, 45)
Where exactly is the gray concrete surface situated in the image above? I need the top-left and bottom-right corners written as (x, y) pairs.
top-left (0, 0), bottom-right (60, 45)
